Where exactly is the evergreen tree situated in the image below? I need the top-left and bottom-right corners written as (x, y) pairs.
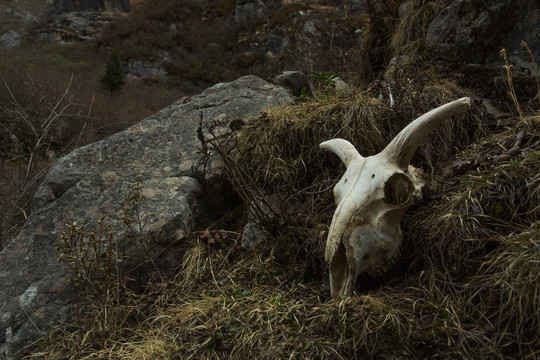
top-left (101, 49), bottom-right (125, 93)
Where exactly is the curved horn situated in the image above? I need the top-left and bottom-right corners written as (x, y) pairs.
top-left (320, 138), bottom-right (363, 168)
top-left (382, 97), bottom-right (470, 169)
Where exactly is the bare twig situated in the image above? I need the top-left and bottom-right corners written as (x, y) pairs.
top-left (1, 75), bottom-right (77, 248)
top-left (3, 82), bottom-right (37, 139)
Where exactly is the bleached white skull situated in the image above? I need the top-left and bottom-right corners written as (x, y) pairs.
top-left (321, 97), bottom-right (470, 298)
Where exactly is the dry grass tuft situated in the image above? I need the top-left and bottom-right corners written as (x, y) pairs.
top-left (405, 114), bottom-right (540, 272)
top-left (389, 0), bottom-right (450, 57)
top-left (401, 114), bottom-right (540, 357)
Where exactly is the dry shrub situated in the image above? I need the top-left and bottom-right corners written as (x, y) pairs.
top-left (358, 0), bottom-right (401, 81)
top-left (405, 115), bottom-right (540, 272)
top-left (30, 233), bottom-right (415, 359)
top-left (0, 63), bottom-right (82, 158)
top-left (356, 0), bottom-right (452, 83)
top-left (0, 53), bottom-right (84, 248)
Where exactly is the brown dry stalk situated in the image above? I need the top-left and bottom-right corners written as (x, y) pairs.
top-left (500, 48), bottom-right (528, 128)
top-left (520, 41), bottom-right (540, 108)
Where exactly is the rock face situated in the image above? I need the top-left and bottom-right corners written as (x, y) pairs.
top-left (40, 0), bottom-right (132, 43)
top-left (0, 75), bottom-right (293, 359)
top-left (40, 11), bottom-right (120, 43)
top-left (126, 59), bottom-right (167, 80)
top-left (425, 0), bottom-right (536, 67)
top-left (234, 0), bottom-right (281, 24)
top-left (241, 4), bottom-right (365, 67)
top-left (503, 5), bottom-right (540, 75)
top-left (46, 0), bottom-right (131, 15)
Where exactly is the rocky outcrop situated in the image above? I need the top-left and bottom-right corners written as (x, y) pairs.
top-left (125, 50), bottom-right (171, 80)
top-left (46, 0), bottom-right (131, 16)
top-left (426, 0), bottom-right (514, 61)
top-left (2, 8), bottom-right (34, 22)
top-left (241, 5), bottom-right (365, 68)
top-left (503, 5), bottom-right (539, 76)
top-left (0, 75), bottom-right (293, 359)
top-left (39, 0), bottom-right (132, 43)
top-left (233, 0), bottom-right (366, 66)
top-left (40, 11), bottom-right (120, 43)
top-left (234, 0), bottom-right (281, 24)
top-left (425, 0), bottom-right (538, 75)
top-left (126, 59), bottom-right (167, 80)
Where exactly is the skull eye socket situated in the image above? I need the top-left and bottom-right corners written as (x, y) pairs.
top-left (384, 172), bottom-right (413, 207)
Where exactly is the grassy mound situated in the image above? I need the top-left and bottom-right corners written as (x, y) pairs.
top-left (211, 77), bottom-right (485, 277)
top-left (29, 70), bottom-right (539, 359)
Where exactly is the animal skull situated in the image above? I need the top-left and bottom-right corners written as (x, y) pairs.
top-left (320, 97), bottom-right (471, 298)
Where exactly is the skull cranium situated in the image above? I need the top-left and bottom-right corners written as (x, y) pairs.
top-left (320, 97), bottom-right (471, 298)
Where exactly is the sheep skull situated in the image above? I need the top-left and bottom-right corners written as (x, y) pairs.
top-left (321, 97), bottom-right (470, 298)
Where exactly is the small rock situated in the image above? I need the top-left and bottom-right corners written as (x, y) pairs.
top-left (126, 60), bottom-right (167, 80)
top-left (265, 25), bottom-right (289, 55)
top-left (234, 0), bottom-right (281, 24)
top-left (241, 221), bottom-right (267, 250)
top-left (398, 0), bottom-right (412, 20)
top-left (272, 71), bottom-right (313, 97)
top-left (0, 30), bottom-right (22, 49)
top-left (333, 77), bottom-right (349, 93)
top-left (303, 18), bottom-right (322, 39)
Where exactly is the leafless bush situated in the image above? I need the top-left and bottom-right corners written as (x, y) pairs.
top-left (0, 68), bottom-right (82, 249)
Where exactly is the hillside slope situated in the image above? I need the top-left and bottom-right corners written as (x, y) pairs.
top-left (0, 0), bottom-right (538, 359)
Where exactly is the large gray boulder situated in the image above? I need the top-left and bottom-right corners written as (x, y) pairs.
top-left (0, 75), bottom-right (293, 359)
